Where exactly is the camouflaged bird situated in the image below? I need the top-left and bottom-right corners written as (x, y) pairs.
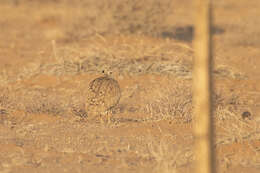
top-left (85, 70), bottom-right (121, 123)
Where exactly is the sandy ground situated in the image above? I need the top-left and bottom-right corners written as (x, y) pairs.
top-left (0, 0), bottom-right (260, 173)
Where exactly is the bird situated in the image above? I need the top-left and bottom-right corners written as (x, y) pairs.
top-left (85, 69), bottom-right (121, 124)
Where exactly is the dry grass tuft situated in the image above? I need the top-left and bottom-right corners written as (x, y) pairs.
top-left (215, 106), bottom-right (260, 145)
top-left (147, 134), bottom-right (193, 173)
top-left (143, 84), bottom-right (192, 123)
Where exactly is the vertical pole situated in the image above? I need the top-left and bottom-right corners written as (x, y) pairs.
top-left (193, 0), bottom-right (215, 173)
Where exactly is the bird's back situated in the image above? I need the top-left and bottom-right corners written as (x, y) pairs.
top-left (86, 76), bottom-right (121, 115)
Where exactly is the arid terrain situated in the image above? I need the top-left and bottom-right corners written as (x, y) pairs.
top-left (0, 0), bottom-right (260, 173)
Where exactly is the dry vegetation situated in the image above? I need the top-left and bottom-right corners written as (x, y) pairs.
top-left (0, 0), bottom-right (260, 173)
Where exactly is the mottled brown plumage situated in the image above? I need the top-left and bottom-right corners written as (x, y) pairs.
top-left (85, 75), bottom-right (121, 122)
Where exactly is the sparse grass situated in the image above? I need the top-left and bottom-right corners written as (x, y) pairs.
top-left (142, 83), bottom-right (192, 123)
top-left (215, 107), bottom-right (260, 144)
top-left (147, 134), bottom-right (193, 173)
top-left (21, 89), bottom-right (67, 116)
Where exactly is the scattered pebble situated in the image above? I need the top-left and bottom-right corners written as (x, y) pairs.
top-left (241, 111), bottom-right (251, 120)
